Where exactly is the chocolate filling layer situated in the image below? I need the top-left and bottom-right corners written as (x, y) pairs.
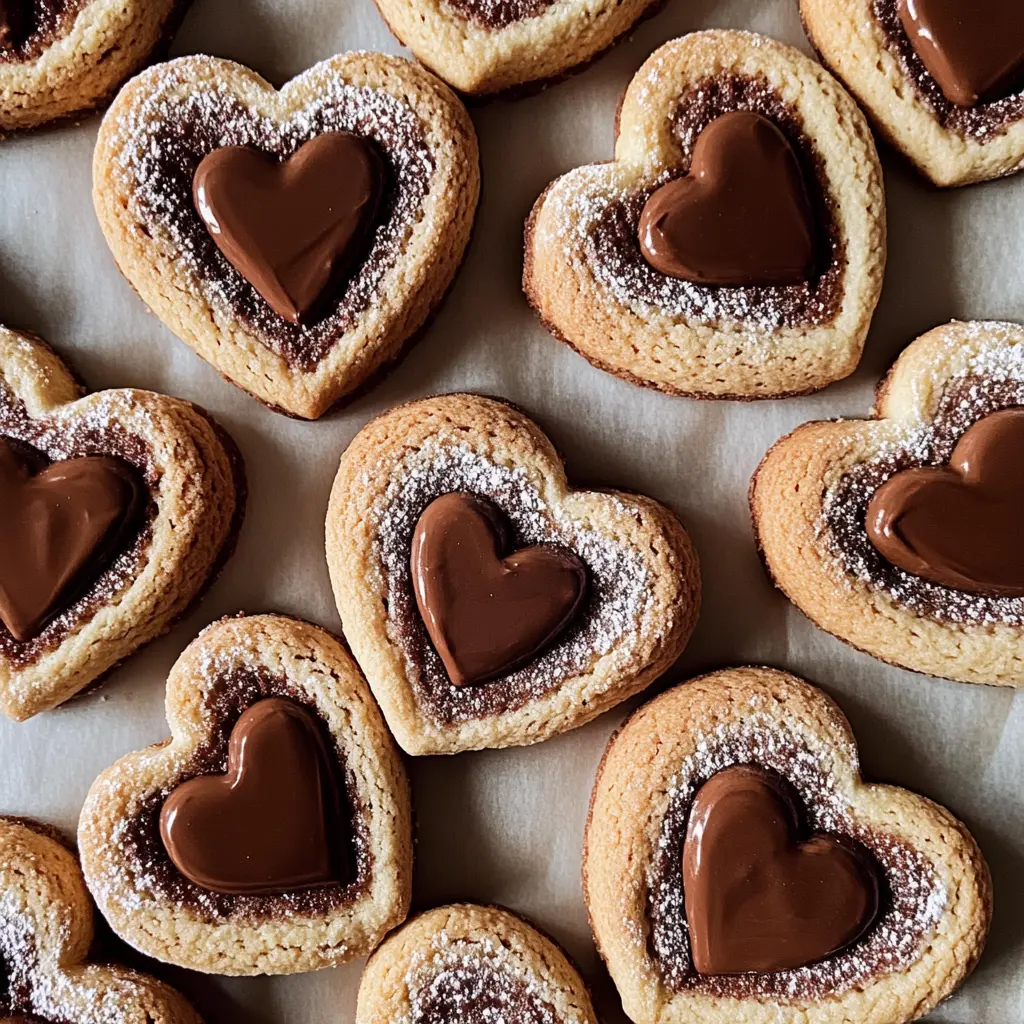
top-left (371, 444), bottom-right (653, 725)
top-left (412, 961), bottom-right (561, 1023)
top-left (0, 382), bottom-right (155, 667)
top-left (440, 0), bottom-right (555, 30)
top-left (874, 0), bottom-right (1024, 139)
top-left (0, 0), bottom-right (83, 63)
top-left (114, 67), bottom-right (434, 372)
top-left (584, 73), bottom-right (845, 331)
top-left (825, 373), bottom-right (1024, 627)
top-left (647, 726), bottom-right (943, 1000)
top-left (113, 670), bottom-right (370, 922)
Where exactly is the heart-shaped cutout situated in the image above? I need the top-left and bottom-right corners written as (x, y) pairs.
top-left (160, 697), bottom-right (346, 895)
top-left (638, 110), bottom-right (817, 287)
top-left (682, 764), bottom-right (880, 975)
top-left (866, 407), bottom-right (1024, 595)
top-left (898, 0), bottom-right (1024, 107)
top-left (411, 492), bottom-right (588, 687)
top-left (0, 438), bottom-right (143, 643)
top-left (194, 132), bottom-right (385, 325)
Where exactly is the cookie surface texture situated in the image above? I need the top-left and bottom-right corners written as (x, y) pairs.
top-left (93, 52), bottom-right (480, 419)
top-left (0, 816), bottom-right (202, 1024)
top-left (584, 666), bottom-right (991, 1024)
top-left (372, 0), bottom-right (660, 96)
top-left (524, 30), bottom-right (886, 399)
top-left (326, 393), bottom-right (701, 755)
top-left (355, 904), bottom-right (598, 1024)
top-left (0, 0), bottom-right (187, 132)
top-left (77, 614), bottom-right (412, 976)
top-left (0, 327), bottom-right (243, 722)
top-left (801, 0), bottom-right (1024, 186)
top-left (751, 319), bottom-right (1024, 686)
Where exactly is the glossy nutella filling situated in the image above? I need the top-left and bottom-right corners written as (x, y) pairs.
top-left (411, 962), bottom-right (560, 1024)
top-left (648, 727), bottom-right (943, 1000)
top-left (585, 74), bottom-right (844, 331)
top-left (875, 0), bottom-right (1024, 137)
top-left (371, 444), bottom-right (653, 725)
top-left (113, 67), bottom-right (433, 372)
top-left (0, 383), bottom-right (155, 667)
top-left (441, 0), bottom-right (555, 29)
top-left (826, 372), bottom-right (1024, 627)
top-left (114, 672), bottom-right (370, 922)
top-left (0, 0), bottom-right (85, 62)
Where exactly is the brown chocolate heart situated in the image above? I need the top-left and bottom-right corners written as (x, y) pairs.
top-left (898, 0), bottom-right (1024, 107)
top-left (193, 131), bottom-right (384, 324)
top-left (682, 765), bottom-right (879, 975)
top-left (410, 492), bottom-right (587, 687)
top-left (0, 438), bottom-right (143, 643)
top-left (638, 111), bottom-right (816, 287)
top-left (866, 407), bottom-right (1024, 595)
top-left (159, 698), bottom-right (345, 895)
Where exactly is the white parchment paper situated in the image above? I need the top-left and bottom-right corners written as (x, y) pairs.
top-left (1, 0), bottom-right (1022, 1021)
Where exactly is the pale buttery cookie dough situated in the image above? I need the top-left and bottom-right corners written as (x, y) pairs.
top-left (801, 0), bottom-right (1024, 186)
top-left (0, 817), bottom-right (202, 1024)
top-left (0, 0), bottom-right (188, 132)
top-left (77, 615), bottom-right (413, 976)
top-left (326, 393), bottom-right (701, 755)
top-left (93, 52), bottom-right (480, 419)
top-left (584, 667), bottom-right (991, 1024)
top-left (0, 326), bottom-right (244, 722)
top-left (373, 0), bottom-right (660, 97)
top-left (752, 320), bottom-right (1024, 687)
top-left (524, 30), bottom-right (886, 400)
top-left (356, 904), bottom-right (598, 1024)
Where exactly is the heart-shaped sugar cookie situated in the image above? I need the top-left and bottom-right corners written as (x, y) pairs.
top-left (326, 393), bottom-right (700, 755)
top-left (373, 0), bottom-right (659, 96)
top-left (584, 667), bottom-right (991, 1024)
top-left (525, 31), bottom-right (885, 400)
top-left (801, 0), bottom-right (1024, 185)
top-left (0, 327), bottom-right (244, 722)
top-left (0, 0), bottom-right (188, 131)
top-left (0, 817), bottom-right (201, 1024)
top-left (356, 905), bottom-right (599, 1024)
top-left (93, 53), bottom-right (480, 419)
top-left (752, 320), bottom-right (1024, 686)
top-left (78, 615), bottom-right (412, 976)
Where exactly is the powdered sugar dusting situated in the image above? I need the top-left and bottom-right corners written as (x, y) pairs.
top-left (646, 704), bottom-right (946, 1001)
top-left (109, 57), bottom-right (434, 370)
top-left (368, 442), bottom-right (656, 724)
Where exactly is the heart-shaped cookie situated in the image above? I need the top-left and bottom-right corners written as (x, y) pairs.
top-left (525, 31), bottom-right (885, 400)
top-left (160, 698), bottom-right (345, 895)
top-left (0, 327), bottom-right (244, 722)
top-left (78, 615), bottom-right (412, 976)
top-left (584, 667), bottom-right (991, 1024)
top-left (0, 817), bottom-right (201, 1024)
top-left (801, 0), bottom-right (1024, 185)
top-left (326, 393), bottom-right (700, 755)
top-left (93, 53), bottom-right (480, 419)
top-left (0, 0), bottom-right (188, 132)
top-left (411, 492), bottom-right (587, 686)
top-left (373, 0), bottom-right (659, 96)
top-left (682, 765), bottom-right (879, 975)
top-left (356, 904), bottom-right (599, 1024)
top-left (752, 320), bottom-right (1024, 687)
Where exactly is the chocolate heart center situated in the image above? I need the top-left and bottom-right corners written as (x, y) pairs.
top-left (866, 407), bottom-right (1024, 595)
top-left (682, 765), bottom-right (880, 975)
top-left (193, 131), bottom-right (385, 324)
top-left (0, 438), bottom-right (143, 642)
top-left (898, 0), bottom-right (1024, 107)
top-left (638, 111), bottom-right (816, 287)
top-left (159, 698), bottom-right (346, 895)
top-left (410, 492), bottom-right (587, 687)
